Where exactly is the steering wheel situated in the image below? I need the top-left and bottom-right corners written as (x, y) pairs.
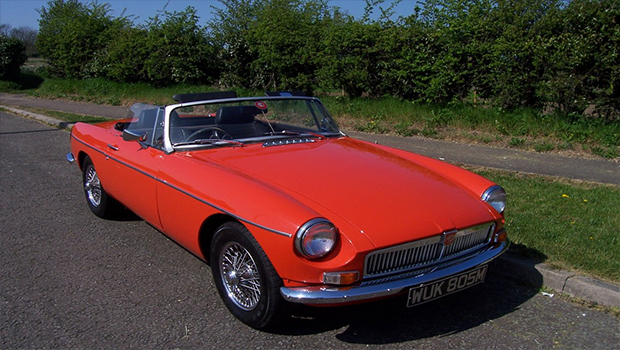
top-left (184, 126), bottom-right (231, 142)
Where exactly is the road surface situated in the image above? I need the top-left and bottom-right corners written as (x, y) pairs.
top-left (1, 111), bottom-right (618, 349)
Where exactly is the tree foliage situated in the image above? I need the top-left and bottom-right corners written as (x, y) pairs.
top-left (32, 0), bottom-right (620, 119)
top-left (0, 35), bottom-right (27, 79)
top-left (36, 0), bottom-right (218, 85)
top-left (143, 7), bottom-right (218, 86)
top-left (1, 25), bottom-right (38, 57)
top-left (36, 0), bottom-right (117, 78)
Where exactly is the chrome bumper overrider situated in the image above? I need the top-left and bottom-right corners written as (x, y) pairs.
top-left (280, 240), bottom-right (509, 304)
top-left (66, 153), bottom-right (75, 164)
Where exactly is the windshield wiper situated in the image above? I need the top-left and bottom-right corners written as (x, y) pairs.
top-left (173, 139), bottom-right (244, 147)
top-left (264, 130), bottom-right (325, 139)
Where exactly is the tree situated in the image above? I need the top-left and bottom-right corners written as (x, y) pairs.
top-left (210, 0), bottom-right (263, 88)
top-left (104, 27), bottom-right (150, 83)
top-left (248, 0), bottom-right (330, 92)
top-left (0, 24), bottom-right (38, 57)
top-left (534, 0), bottom-right (620, 118)
top-left (143, 7), bottom-right (218, 86)
top-left (484, 0), bottom-right (560, 109)
top-left (36, 0), bottom-right (117, 78)
top-left (319, 19), bottom-right (383, 97)
top-left (0, 35), bottom-right (27, 80)
top-left (9, 27), bottom-right (38, 57)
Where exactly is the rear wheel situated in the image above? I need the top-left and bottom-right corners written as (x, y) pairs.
top-left (210, 222), bottom-right (285, 330)
top-left (82, 156), bottom-right (121, 219)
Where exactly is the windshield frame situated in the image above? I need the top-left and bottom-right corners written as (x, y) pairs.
top-left (162, 96), bottom-right (344, 153)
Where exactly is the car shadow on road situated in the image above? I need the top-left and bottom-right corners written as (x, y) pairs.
top-left (108, 207), bottom-right (142, 222)
top-left (271, 261), bottom-right (543, 343)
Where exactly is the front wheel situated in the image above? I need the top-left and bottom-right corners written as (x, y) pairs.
top-left (210, 222), bottom-right (285, 329)
top-left (82, 156), bottom-right (121, 219)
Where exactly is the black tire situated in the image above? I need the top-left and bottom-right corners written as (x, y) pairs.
top-left (82, 156), bottom-right (121, 219)
top-left (210, 222), bottom-right (285, 330)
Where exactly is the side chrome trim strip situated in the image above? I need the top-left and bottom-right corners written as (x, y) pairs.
top-left (280, 240), bottom-right (509, 304)
top-left (71, 134), bottom-right (292, 238)
top-left (72, 136), bottom-right (157, 180)
top-left (158, 179), bottom-right (292, 238)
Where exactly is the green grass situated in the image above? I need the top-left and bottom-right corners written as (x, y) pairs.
top-left (2, 76), bottom-right (617, 159)
top-left (471, 168), bottom-right (620, 283)
top-left (321, 96), bottom-right (619, 159)
top-left (30, 78), bottom-right (224, 106)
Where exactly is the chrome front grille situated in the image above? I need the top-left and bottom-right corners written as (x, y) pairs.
top-left (363, 223), bottom-right (494, 279)
top-left (443, 225), bottom-right (493, 258)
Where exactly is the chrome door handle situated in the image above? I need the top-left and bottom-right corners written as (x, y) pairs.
top-left (107, 144), bottom-right (119, 151)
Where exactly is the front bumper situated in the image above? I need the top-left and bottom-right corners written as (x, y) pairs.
top-left (280, 240), bottom-right (508, 305)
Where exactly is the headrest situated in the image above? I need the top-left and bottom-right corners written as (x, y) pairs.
top-left (215, 106), bottom-right (264, 124)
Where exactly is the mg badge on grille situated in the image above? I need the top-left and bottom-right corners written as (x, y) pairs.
top-left (443, 231), bottom-right (457, 246)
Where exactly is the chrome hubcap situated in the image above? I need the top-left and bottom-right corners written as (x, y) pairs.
top-left (84, 166), bottom-right (102, 207)
top-left (220, 242), bottom-right (261, 311)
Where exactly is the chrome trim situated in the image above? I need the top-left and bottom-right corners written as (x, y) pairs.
top-left (162, 105), bottom-right (175, 154)
top-left (294, 218), bottom-right (337, 258)
top-left (66, 152), bottom-right (75, 164)
top-left (481, 185), bottom-right (506, 213)
top-left (263, 138), bottom-right (316, 147)
top-left (363, 223), bottom-right (494, 278)
top-left (159, 179), bottom-right (293, 238)
top-left (280, 240), bottom-right (508, 304)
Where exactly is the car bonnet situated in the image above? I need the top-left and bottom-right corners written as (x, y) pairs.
top-left (192, 137), bottom-right (496, 249)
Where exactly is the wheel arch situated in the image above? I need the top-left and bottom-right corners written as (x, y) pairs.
top-left (76, 150), bottom-right (90, 171)
top-left (198, 213), bottom-right (240, 263)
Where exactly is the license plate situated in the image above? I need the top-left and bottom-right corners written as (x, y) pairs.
top-left (407, 265), bottom-right (488, 307)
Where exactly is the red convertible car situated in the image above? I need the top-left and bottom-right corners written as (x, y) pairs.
top-left (67, 91), bottom-right (508, 329)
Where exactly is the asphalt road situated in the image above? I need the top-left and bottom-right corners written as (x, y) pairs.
top-left (1, 111), bottom-right (619, 349)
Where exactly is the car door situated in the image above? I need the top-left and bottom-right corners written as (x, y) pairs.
top-left (104, 108), bottom-right (164, 229)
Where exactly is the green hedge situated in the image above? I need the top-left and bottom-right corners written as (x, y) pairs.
top-left (35, 0), bottom-right (620, 120)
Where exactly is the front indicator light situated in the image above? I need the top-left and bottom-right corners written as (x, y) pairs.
top-left (323, 271), bottom-right (359, 285)
top-left (493, 230), bottom-right (508, 244)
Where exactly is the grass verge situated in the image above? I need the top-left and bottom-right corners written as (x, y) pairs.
top-left (322, 96), bottom-right (620, 160)
top-left (23, 79), bottom-right (619, 159)
top-left (470, 167), bottom-right (620, 284)
top-left (4, 106), bottom-right (110, 124)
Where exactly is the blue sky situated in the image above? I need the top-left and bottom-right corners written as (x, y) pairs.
top-left (0, 0), bottom-right (418, 30)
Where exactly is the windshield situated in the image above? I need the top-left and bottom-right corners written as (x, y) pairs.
top-left (121, 103), bottom-right (164, 148)
top-left (168, 98), bottom-right (340, 147)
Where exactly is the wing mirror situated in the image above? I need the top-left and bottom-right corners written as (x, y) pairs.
top-left (122, 129), bottom-right (147, 142)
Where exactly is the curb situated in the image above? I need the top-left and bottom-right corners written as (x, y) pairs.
top-left (494, 254), bottom-right (620, 308)
top-left (3, 104), bottom-right (620, 309)
top-left (1, 105), bottom-right (75, 129)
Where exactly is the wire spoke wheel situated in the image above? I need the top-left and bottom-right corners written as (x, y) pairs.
top-left (210, 222), bottom-right (285, 329)
top-left (219, 242), bottom-right (261, 311)
top-left (81, 156), bottom-right (120, 219)
top-left (84, 165), bottom-right (102, 207)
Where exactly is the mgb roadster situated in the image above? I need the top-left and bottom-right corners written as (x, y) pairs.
top-left (67, 91), bottom-right (508, 329)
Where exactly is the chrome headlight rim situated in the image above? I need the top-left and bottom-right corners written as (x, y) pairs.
top-left (295, 218), bottom-right (338, 259)
top-left (481, 185), bottom-right (507, 214)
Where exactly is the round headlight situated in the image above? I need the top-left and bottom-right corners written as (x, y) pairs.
top-left (295, 219), bottom-right (338, 259)
top-left (482, 185), bottom-right (507, 214)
